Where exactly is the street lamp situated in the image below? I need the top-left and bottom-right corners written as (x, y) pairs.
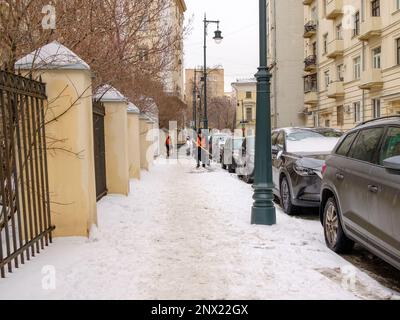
top-left (251, 0), bottom-right (276, 226)
top-left (203, 13), bottom-right (222, 131)
top-left (192, 68), bottom-right (201, 132)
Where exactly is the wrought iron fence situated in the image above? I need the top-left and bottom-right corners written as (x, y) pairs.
top-left (93, 100), bottom-right (107, 201)
top-left (0, 70), bottom-right (55, 278)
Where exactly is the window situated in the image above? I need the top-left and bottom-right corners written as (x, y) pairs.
top-left (353, 11), bottom-right (360, 37)
top-left (397, 0), bottom-right (400, 11)
top-left (380, 127), bottom-right (400, 163)
top-left (337, 105), bottom-right (344, 126)
top-left (396, 38), bottom-right (400, 65)
top-left (336, 132), bottom-right (357, 156)
top-left (323, 34), bottom-right (328, 54)
top-left (325, 119), bottom-right (331, 128)
top-left (372, 47), bottom-right (381, 69)
top-left (337, 64), bottom-right (344, 81)
top-left (353, 56), bottom-right (361, 79)
top-left (372, 99), bottom-right (381, 118)
top-left (336, 24), bottom-right (343, 40)
top-left (349, 127), bottom-right (385, 163)
top-left (324, 70), bottom-right (330, 89)
top-left (371, 0), bottom-right (380, 17)
top-left (354, 102), bottom-right (362, 123)
top-left (246, 91), bottom-right (252, 99)
top-left (138, 48), bottom-right (149, 62)
top-left (246, 108), bottom-right (253, 121)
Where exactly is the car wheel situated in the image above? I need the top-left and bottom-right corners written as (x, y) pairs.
top-left (228, 159), bottom-right (236, 173)
top-left (323, 197), bottom-right (354, 254)
top-left (280, 176), bottom-right (297, 215)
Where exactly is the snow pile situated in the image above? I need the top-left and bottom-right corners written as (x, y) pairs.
top-left (0, 159), bottom-right (397, 300)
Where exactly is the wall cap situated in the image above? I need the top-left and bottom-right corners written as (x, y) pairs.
top-left (15, 41), bottom-right (90, 71)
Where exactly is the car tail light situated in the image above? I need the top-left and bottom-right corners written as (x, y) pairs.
top-left (321, 164), bottom-right (327, 175)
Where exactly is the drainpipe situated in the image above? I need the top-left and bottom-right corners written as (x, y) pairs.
top-left (362, 41), bottom-right (366, 122)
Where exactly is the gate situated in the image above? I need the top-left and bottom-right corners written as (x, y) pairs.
top-left (0, 70), bottom-right (54, 278)
top-left (93, 100), bottom-right (107, 201)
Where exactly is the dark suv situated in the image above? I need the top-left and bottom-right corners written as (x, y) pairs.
top-left (320, 117), bottom-right (400, 270)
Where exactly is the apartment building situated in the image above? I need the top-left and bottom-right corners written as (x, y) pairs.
top-left (303, 0), bottom-right (400, 130)
top-left (184, 67), bottom-right (225, 106)
top-left (232, 78), bottom-right (257, 136)
top-left (267, 0), bottom-right (306, 128)
top-left (163, 0), bottom-right (187, 101)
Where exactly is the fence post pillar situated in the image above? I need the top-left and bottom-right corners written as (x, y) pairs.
top-left (127, 103), bottom-right (141, 180)
top-left (139, 114), bottom-right (150, 170)
top-left (97, 86), bottom-right (130, 196)
top-left (15, 41), bottom-right (97, 237)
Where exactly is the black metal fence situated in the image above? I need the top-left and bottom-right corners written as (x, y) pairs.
top-left (93, 100), bottom-right (107, 201)
top-left (0, 70), bottom-right (55, 278)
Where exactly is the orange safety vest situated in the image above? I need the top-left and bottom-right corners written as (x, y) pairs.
top-left (197, 136), bottom-right (206, 148)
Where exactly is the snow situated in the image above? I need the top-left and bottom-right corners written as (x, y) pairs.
top-left (15, 41), bottom-right (90, 70)
top-left (127, 102), bottom-right (140, 114)
top-left (0, 159), bottom-right (397, 300)
top-left (94, 85), bottom-right (127, 103)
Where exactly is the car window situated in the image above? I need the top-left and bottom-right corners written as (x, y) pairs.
top-left (276, 132), bottom-right (285, 149)
top-left (336, 132), bottom-right (357, 157)
top-left (379, 127), bottom-right (400, 164)
top-left (348, 127), bottom-right (384, 164)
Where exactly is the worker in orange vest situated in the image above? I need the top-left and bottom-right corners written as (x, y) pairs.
top-left (166, 135), bottom-right (172, 158)
top-left (196, 131), bottom-right (207, 168)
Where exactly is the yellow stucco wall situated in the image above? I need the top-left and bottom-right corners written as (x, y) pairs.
top-left (38, 69), bottom-right (97, 237)
top-left (127, 113), bottom-right (141, 180)
top-left (103, 101), bottom-right (130, 195)
top-left (139, 118), bottom-right (149, 170)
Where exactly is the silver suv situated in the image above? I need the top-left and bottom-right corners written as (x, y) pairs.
top-left (320, 117), bottom-right (400, 270)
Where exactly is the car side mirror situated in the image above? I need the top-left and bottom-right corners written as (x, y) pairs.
top-left (383, 156), bottom-right (400, 172)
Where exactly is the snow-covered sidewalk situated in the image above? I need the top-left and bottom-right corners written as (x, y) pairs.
top-left (0, 159), bottom-right (397, 300)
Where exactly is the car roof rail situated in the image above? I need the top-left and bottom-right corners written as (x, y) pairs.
top-left (356, 116), bottom-right (400, 127)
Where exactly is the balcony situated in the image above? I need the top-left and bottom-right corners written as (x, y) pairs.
top-left (359, 69), bottom-right (383, 90)
top-left (304, 21), bottom-right (317, 38)
top-left (303, 0), bottom-right (314, 5)
top-left (326, 0), bottom-right (343, 19)
top-left (327, 39), bottom-right (344, 59)
top-left (304, 55), bottom-right (317, 72)
top-left (359, 17), bottom-right (382, 41)
top-left (304, 91), bottom-right (318, 105)
top-left (327, 81), bottom-right (344, 99)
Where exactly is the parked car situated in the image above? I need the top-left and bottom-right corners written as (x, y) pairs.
top-left (271, 127), bottom-right (343, 215)
top-left (320, 116), bottom-right (400, 270)
top-left (221, 136), bottom-right (245, 173)
top-left (236, 136), bottom-right (255, 184)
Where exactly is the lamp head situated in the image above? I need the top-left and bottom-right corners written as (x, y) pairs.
top-left (213, 28), bottom-right (223, 44)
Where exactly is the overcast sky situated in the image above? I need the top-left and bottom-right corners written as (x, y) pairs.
top-left (183, 0), bottom-right (259, 93)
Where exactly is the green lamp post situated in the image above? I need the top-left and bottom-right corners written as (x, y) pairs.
top-left (251, 0), bottom-right (276, 226)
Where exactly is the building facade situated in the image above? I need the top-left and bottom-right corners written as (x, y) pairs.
top-left (163, 0), bottom-right (187, 101)
top-left (267, 0), bottom-right (306, 128)
top-left (184, 67), bottom-right (225, 106)
top-left (232, 79), bottom-right (257, 136)
top-left (303, 0), bottom-right (400, 130)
